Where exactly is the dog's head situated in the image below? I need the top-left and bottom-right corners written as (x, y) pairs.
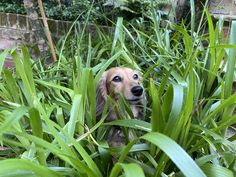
top-left (96, 67), bottom-right (144, 118)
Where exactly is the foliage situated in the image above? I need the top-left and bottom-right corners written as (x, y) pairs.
top-left (0, 1), bottom-right (26, 14)
top-left (102, 0), bottom-right (173, 21)
top-left (0, 4), bottom-right (236, 177)
top-left (0, 0), bottom-right (186, 24)
top-left (0, 0), bottom-right (100, 22)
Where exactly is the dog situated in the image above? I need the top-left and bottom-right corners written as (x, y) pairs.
top-left (96, 67), bottom-right (144, 147)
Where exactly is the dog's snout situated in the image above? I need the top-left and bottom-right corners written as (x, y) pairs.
top-left (131, 86), bottom-right (143, 96)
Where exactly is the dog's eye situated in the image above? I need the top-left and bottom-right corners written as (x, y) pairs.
top-left (133, 74), bottom-right (139, 80)
top-left (112, 76), bottom-right (122, 82)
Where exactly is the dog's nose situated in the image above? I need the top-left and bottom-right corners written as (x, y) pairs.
top-left (131, 86), bottom-right (143, 96)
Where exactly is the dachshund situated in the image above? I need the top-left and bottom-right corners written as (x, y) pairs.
top-left (96, 67), bottom-right (144, 147)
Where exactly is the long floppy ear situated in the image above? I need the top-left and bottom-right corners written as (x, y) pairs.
top-left (96, 72), bottom-right (108, 118)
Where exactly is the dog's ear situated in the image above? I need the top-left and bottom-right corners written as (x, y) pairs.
top-left (96, 72), bottom-right (108, 118)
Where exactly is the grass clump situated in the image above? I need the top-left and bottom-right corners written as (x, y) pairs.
top-left (0, 7), bottom-right (235, 177)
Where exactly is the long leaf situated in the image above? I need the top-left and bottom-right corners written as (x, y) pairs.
top-left (0, 159), bottom-right (62, 177)
top-left (109, 163), bottom-right (145, 177)
top-left (141, 132), bottom-right (206, 177)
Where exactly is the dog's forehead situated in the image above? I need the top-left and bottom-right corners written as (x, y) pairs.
top-left (107, 67), bottom-right (137, 77)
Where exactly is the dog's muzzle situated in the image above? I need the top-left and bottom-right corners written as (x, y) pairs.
top-left (131, 86), bottom-right (143, 96)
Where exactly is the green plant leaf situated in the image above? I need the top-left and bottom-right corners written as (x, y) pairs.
top-left (141, 132), bottom-right (206, 177)
top-left (0, 159), bottom-right (62, 177)
top-left (109, 163), bottom-right (145, 177)
top-left (0, 49), bottom-right (9, 75)
top-left (201, 163), bottom-right (234, 177)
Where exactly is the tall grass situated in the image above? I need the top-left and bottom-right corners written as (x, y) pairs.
top-left (0, 8), bottom-right (235, 177)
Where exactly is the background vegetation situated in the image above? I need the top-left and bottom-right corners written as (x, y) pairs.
top-left (0, 0), bottom-right (181, 23)
top-left (0, 0), bottom-right (235, 177)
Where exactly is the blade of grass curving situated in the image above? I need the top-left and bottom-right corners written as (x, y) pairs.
top-left (2, 70), bottom-right (22, 103)
top-left (164, 84), bottom-right (184, 138)
top-left (109, 163), bottom-right (145, 177)
top-left (141, 132), bottom-right (206, 177)
top-left (111, 17), bottom-right (123, 54)
top-left (196, 0), bottom-right (209, 35)
top-left (174, 24), bottom-right (193, 59)
top-left (66, 135), bottom-right (103, 177)
top-left (21, 47), bottom-right (36, 94)
top-left (0, 49), bottom-right (9, 75)
top-left (12, 131), bottom-right (97, 176)
top-left (150, 80), bottom-right (164, 133)
top-left (29, 108), bottom-right (43, 138)
top-left (161, 85), bottom-right (173, 122)
top-left (76, 68), bottom-right (92, 133)
top-left (223, 21), bottom-right (236, 121)
top-left (87, 70), bottom-right (96, 126)
top-left (190, 0), bottom-right (195, 34)
top-left (43, 120), bottom-right (103, 177)
top-left (67, 94), bottom-right (82, 136)
top-left (56, 107), bottom-right (65, 127)
top-left (125, 157), bottom-right (155, 176)
top-left (11, 49), bottom-right (35, 106)
top-left (104, 119), bottom-right (151, 132)
top-left (151, 49), bottom-right (185, 84)
top-left (29, 107), bottom-right (46, 165)
top-left (0, 84), bottom-right (12, 102)
top-left (32, 102), bottom-right (76, 156)
top-left (121, 50), bottom-right (140, 70)
top-left (0, 159), bottom-right (62, 177)
top-left (35, 79), bottom-right (74, 98)
top-left (179, 63), bottom-right (194, 146)
top-left (197, 126), bottom-right (235, 150)
top-left (0, 106), bottom-right (28, 135)
top-left (117, 139), bottom-right (138, 163)
top-left (150, 0), bottom-right (163, 49)
top-left (86, 34), bottom-right (92, 67)
top-left (213, 115), bottom-right (236, 132)
top-left (195, 154), bottom-right (219, 166)
top-left (205, 10), bottom-right (216, 92)
top-left (202, 91), bottom-right (236, 125)
top-left (94, 50), bottom-right (123, 82)
top-left (201, 163), bottom-right (234, 177)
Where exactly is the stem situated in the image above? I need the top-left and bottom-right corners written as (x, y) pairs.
top-left (37, 0), bottom-right (57, 62)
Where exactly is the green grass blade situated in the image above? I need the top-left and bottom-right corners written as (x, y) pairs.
top-left (12, 132), bottom-right (97, 176)
top-left (38, 120), bottom-right (103, 177)
top-left (141, 132), bottom-right (207, 177)
top-left (67, 94), bottom-right (82, 135)
top-left (21, 47), bottom-right (36, 94)
top-left (112, 17), bottom-right (123, 54)
top-left (104, 119), bottom-right (151, 132)
top-left (202, 91), bottom-right (236, 125)
top-left (205, 10), bottom-right (216, 92)
top-left (86, 34), bottom-right (92, 67)
top-left (224, 21), bottom-right (236, 98)
top-left (35, 79), bottom-right (74, 97)
top-left (11, 50), bottom-right (35, 105)
top-left (0, 106), bottom-right (28, 135)
top-left (94, 50), bottom-right (123, 82)
top-left (190, 0), bottom-right (195, 34)
top-left (164, 84), bottom-right (184, 137)
top-left (29, 107), bottom-right (46, 165)
top-left (201, 163), bottom-right (234, 177)
top-left (0, 159), bottom-right (62, 177)
top-left (109, 163), bottom-right (145, 177)
top-left (0, 49), bottom-right (9, 75)
top-left (2, 69), bottom-right (22, 103)
top-left (150, 80), bottom-right (164, 132)
top-left (87, 69), bottom-right (96, 125)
